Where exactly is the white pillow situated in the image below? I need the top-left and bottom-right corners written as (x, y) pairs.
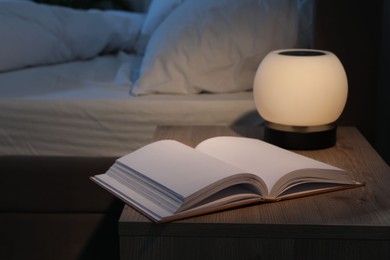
top-left (132, 0), bottom-right (312, 95)
top-left (142, 0), bottom-right (184, 36)
top-left (135, 0), bottom-right (184, 54)
top-left (0, 1), bottom-right (144, 72)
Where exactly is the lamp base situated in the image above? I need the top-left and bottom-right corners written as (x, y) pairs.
top-left (264, 122), bottom-right (337, 150)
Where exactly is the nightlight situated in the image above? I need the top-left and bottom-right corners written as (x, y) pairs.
top-left (253, 49), bottom-right (348, 150)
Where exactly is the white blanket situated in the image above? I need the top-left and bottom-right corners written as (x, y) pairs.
top-left (0, 1), bottom-right (144, 72)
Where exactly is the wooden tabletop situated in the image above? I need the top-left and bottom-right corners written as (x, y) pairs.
top-left (119, 126), bottom-right (390, 239)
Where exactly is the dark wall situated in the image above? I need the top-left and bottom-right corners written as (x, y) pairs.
top-left (376, 0), bottom-right (390, 164)
top-left (314, 0), bottom-right (388, 163)
top-left (314, 0), bottom-right (383, 135)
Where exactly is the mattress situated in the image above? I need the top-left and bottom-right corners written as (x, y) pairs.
top-left (0, 52), bottom-right (261, 157)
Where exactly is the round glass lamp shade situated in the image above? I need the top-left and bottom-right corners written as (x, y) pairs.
top-left (253, 49), bottom-right (348, 149)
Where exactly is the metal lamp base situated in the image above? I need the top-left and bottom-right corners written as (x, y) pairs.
top-left (264, 122), bottom-right (337, 150)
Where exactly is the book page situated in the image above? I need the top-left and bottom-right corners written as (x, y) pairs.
top-left (195, 136), bottom-right (344, 195)
top-left (117, 140), bottom-right (250, 200)
top-left (91, 174), bottom-right (173, 222)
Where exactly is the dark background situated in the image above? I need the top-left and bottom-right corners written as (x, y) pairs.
top-left (314, 0), bottom-right (390, 164)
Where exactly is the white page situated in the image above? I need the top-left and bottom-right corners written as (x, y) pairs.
top-left (195, 136), bottom-right (342, 192)
top-left (117, 140), bottom-right (246, 199)
top-left (92, 174), bottom-right (172, 221)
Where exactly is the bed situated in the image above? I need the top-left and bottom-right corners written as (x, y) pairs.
top-left (0, 0), bottom-right (314, 157)
top-left (0, 53), bottom-right (260, 156)
top-left (0, 0), bottom-right (314, 259)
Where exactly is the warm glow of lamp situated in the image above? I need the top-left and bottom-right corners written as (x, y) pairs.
top-left (253, 49), bottom-right (348, 149)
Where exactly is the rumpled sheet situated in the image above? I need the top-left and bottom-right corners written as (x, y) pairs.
top-left (0, 0), bottom-right (144, 72)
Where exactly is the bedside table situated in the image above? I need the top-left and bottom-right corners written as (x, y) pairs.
top-left (119, 126), bottom-right (390, 260)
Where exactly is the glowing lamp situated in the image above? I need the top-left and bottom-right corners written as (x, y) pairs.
top-left (253, 49), bottom-right (348, 149)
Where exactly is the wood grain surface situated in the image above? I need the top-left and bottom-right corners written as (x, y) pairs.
top-left (119, 126), bottom-right (390, 260)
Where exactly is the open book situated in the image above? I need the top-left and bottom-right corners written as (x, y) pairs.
top-left (91, 136), bottom-right (362, 222)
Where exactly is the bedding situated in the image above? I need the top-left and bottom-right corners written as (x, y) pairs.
top-left (0, 51), bottom-right (260, 156)
top-left (0, 1), bottom-right (144, 72)
top-left (0, 0), bottom-right (314, 157)
top-left (132, 0), bottom-right (314, 95)
top-left (134, 0), bottom-right (184, 54)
